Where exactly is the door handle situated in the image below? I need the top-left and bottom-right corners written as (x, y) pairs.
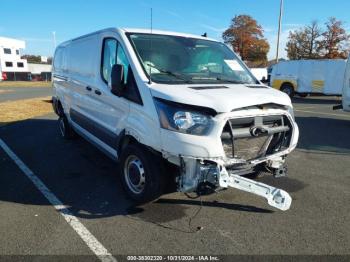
top-left (95, 90), bottom-right (102, 95)
top-left (86, 86), bottom-right (92, 91)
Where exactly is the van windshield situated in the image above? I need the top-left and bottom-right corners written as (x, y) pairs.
top-left (127, 33), bottom-right (258, 85)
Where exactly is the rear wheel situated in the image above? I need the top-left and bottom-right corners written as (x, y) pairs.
top-left (58, 115), bottom-right (75, 139)
top-left (119, 144), bottom-right (164, 203)
top-left (280, 83), bottom-right (295, 98)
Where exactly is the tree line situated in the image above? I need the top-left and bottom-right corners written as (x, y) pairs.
top-left (222, 15), bottom-right (349, 67)
top-left (21, 55), bottom-right (52, 64)
top-left (286, 18), bottom-right (349, 60)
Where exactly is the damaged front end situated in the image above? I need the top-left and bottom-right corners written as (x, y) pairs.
top-left (173, 108), bottom-right (298, 211)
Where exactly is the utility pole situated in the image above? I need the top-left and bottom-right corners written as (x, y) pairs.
top-left (276, 0), bottom-right (284, 63)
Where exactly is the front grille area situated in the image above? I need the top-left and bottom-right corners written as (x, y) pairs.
top-left (221, 115), bottom-right (292, 162)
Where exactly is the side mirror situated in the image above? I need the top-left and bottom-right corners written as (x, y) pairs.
top-left (110, 64), bottom-right (124, 96)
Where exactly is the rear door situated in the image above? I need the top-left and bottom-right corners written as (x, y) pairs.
top-left (53, 47), bottom-right (71, 111)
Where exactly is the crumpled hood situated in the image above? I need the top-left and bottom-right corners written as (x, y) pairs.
top-left (150, 83), bottom-right (292, 113)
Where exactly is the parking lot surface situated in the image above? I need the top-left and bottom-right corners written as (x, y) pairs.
top-left (0, 95), bottom-right (349, 258)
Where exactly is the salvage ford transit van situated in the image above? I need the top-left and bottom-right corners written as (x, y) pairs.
top-left (52, 28), bottom-right (299, 211)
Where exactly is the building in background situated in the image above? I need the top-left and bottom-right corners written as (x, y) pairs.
top-left (28, 63), bottom-right (52, 81)
top-left (0, 37), bottom-right (29, 80)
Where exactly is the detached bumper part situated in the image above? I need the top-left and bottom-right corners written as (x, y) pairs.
top-left (219, 168), bottom-right (292, 211)
top-left (179, 157), bottom-right (292, 211)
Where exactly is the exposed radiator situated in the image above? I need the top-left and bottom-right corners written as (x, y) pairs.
top-left (221, 115), bottom-right (292, 162)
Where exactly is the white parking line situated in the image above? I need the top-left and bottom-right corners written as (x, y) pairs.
top-left (294, 106), bottom-right (317, 110)
top-left (295, 109), bottom-right (350, 118)
top-left (0, 138), bottom-right (117, 262)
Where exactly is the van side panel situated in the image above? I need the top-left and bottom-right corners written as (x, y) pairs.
top-left (67, 37), bottom-right (97, 79)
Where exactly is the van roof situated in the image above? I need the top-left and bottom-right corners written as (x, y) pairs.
top-left (121, 28), bottom-right (217, 41)
top-left (58, 27), bottom-right (218, 47)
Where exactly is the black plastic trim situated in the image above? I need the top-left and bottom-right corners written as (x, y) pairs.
top-left (53, 74), bottom-right (68, 81)
top-left (70, 108), bottom-right (119, 150)
top-left (188, 86), bottom-right (229, 90)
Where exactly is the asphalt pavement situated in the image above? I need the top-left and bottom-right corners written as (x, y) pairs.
top-left (0, 95), bottom-right (349, 259)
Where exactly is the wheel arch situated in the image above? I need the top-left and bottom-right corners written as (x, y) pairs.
top-left (52, 97), bottom-right (64, 117)
top-left (280, 81), bottom-right (296, 91)
top-left (117, 130), bottom-right (162, 160)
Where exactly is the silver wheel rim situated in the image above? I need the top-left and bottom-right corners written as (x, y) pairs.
top-left (124, 155), bottom-right (145, 194)
top-left (59, 118), bottom-right (66, 137)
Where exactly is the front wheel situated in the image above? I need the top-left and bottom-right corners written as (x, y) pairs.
top-left (119, 144), bottom-right (164, 203)
top-left (280, 83), bottom-right (295, 98)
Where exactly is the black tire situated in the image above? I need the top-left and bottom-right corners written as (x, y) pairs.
top-left (280, 83), bottom-right (295, 98)
top-left (118, 144), bottom-right (164, 203)
top-left (58, 115), bottom-right (75, 139)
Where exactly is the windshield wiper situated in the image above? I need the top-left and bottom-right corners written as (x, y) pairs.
top-left (146, 64), bottom-right (192, 84)
top-left (215, 77), bottom-right (246, 84)
top-left (189, 76), bottom-right (248, 85)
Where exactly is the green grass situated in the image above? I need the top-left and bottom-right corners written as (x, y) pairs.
top-left (0, 81), bottom-right (52, 88)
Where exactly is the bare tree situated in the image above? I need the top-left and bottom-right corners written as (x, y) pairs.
top-left (286, 21), bottom-right (322, 60)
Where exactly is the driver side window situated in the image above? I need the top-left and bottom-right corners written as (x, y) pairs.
top-left (101, 38), bottom-right (130, 84)
top-left (102, 38), bottom-right (117, 82)
top-left (117, 45), bottom-right (129, 84)
top-left (101, 37), bottom-right (143, 105)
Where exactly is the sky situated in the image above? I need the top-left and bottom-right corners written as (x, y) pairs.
top-left (1, 0), bottom-right (349, 60)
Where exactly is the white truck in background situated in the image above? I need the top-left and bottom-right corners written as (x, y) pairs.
top-left (334, 55), bottom-right (350, 111)
top-left (270, 59), bottom-right (346, 97)
top-left (250, 68), bottom-right (268, 83)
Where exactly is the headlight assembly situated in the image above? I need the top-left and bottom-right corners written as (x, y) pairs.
top-left (286, 105), bottom-right (295, 120)
top-left (154, 98), bottom-right (214, 135)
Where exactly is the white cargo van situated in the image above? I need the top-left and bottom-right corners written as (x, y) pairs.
top-left (270, 59), bottom-right (346, 97)
top-left (52, 28), bottom-right (299, 211)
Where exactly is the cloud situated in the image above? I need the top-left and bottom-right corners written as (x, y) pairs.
top-left (21, 37), bottom-right (52, 43)
top-left (284, 23), bottom-right (303, 28)
top-left (165, 10), bottom-right (184, 20)
top-left (264, 23), bottom-right (304, 60)
top-left (263, 27), bottom-right (274, 33)
top-left (267, 27), bottom-right (299, 60)
top-left (200, 24), bottom-right (226, 33)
